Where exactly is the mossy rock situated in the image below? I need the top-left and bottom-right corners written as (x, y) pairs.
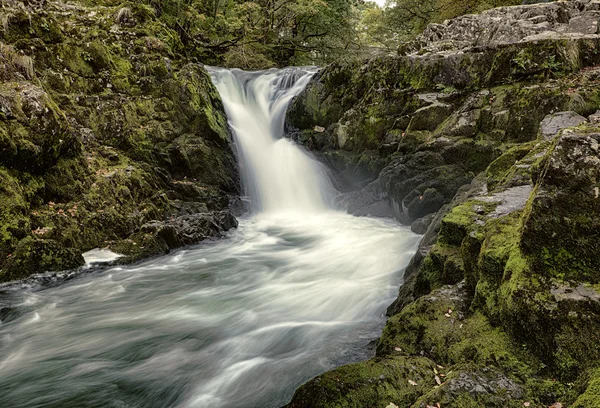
top-left (1, 236), bottom-right (84, 281)
top-left (572, 368), bottom-right (600, 408)
top-left (287, 355), bottom-right (438, 408)
top-left (521, 130), bottom-right (600, 283)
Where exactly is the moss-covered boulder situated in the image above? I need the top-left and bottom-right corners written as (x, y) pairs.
top-left (521, 129), bottom-right (600, 283)
top-left (0, 0), bottom-right (240, 282)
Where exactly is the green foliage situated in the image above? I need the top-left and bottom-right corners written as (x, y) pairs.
top-left (133, 0), bottom-right (362, 68)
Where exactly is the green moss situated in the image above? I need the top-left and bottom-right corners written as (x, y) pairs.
top-left (0, 167), bottom-right (29, 250)
top-left (414, 245), bottom-right (464, 296)
top-left (288, 355), bottom-right (437, 408)
top-left (572, 369), bottom-right (600, 408)
top-left (1, 236), bottom-right (84, 281)
top-left (438, 200), bottom-right (491, 246)
top-left (486, 142), bottom-right (535, 191)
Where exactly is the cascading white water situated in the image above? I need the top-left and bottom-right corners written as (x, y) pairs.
top-left (207, 67), bottom-right (333, 212)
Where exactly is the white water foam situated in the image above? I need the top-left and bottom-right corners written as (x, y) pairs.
top-left (208, 67), bottom-right (334, 213)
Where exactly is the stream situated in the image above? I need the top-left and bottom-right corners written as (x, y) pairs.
top-left (0, 67), bottom-right (420, 408)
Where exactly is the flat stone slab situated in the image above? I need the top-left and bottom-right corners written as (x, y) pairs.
top-left (540, 111), bottom-right (586, 139)
top-left (479, 185), bottom-right (534, 217)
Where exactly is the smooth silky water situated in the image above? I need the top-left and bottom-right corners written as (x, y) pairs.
top-left (0, 67), bottom-right (420, 408)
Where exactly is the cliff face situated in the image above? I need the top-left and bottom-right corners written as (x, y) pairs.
top-left (287, 1), bottom-right (600, 406)
top-left (0, 0), bottom-right (240, 282)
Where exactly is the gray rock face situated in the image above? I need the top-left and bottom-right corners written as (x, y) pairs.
top-left (439, 368), bottom-right (525, 402)
top-left (409, 0), bottom-right (600, 55)
top-left (539, 111), bottom-right (587, 139)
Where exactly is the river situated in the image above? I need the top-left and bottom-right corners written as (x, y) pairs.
top-left (0, 67), bottom-right (419, 408)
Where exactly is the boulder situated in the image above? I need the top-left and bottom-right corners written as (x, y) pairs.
top-left (521, 129), bottom-right (600, 282)
top-left (539, 111), bottom-right (587, 139)
top-left (411, 212), bottom-right (437, 235)
top-left (140, 211), bottom-right (238, 250)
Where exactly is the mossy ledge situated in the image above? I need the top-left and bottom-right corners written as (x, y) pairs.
top-left (0, 0), bottom-right (241, 282)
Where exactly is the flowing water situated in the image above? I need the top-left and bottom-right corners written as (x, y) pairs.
top-left (0, 67), bottom-right (420, 408)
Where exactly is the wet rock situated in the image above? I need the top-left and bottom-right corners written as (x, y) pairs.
top-left (411, 213), bottom-right (437, 235)
top-left (228, 197), bottom-right (251, 217)
top-left (401, 188), bottom-right (446, 223)
top-left (352, 200), bottom-right (393, 218)
top-left (140, 211), bottom-right (238, 250)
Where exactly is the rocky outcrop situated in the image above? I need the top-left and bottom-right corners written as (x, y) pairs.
top-left (109, 211), bottom-right (238, 263)
top-left (0, 1), bottom-right (240, 282)
top-left (410, 0), bottom-right (600, 55)
top-left (287, 1), bottom-right (600, 406)
top-left (287, 110), bottom-right (600, 408)
top-left (287, 0), bottom-right (600, 225)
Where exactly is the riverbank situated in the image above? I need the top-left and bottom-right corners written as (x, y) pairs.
top-left (0, 0), bottom-right (242, 282)
top-left (286, 1), bottom-right (600, 406)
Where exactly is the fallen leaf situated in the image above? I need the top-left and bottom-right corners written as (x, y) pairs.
top-left (447, 308), bottom-right (453, 314)
top-left (408, 380), bottom-right (417, 386)
top-left (394, 347), bottom-right (402, 352)
top-left (385, 403), bottom-right (399, 408)
top-left (437, 365), bottom-right (444, 369)
top-left (435, 375), bottom-right (441, 385)
top-left (523, 403), bottom-right (530, 407)
top-left (549, 404), bottom-right (563, 408)
top-left (444, 313), bottom-right (451, 318)
top-left (433, 367), bottom-right (438, 374)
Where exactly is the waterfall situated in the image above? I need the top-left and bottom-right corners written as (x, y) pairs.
top-left (207, 67), bottom-right (334, 213)
top-left (0, 67), bottom-right (421, 408)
